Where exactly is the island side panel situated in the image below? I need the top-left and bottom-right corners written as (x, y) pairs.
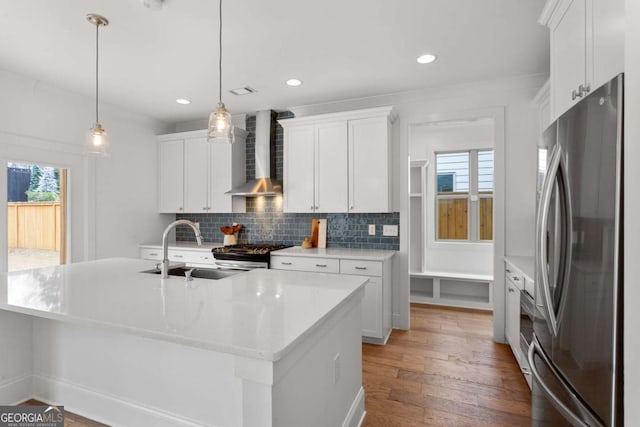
top-left (0, 311), bottom-right (33, 404)
top-left (272, 291), bottom-right (364, 427)
top-left (31, 318), bottom-right (243, 427)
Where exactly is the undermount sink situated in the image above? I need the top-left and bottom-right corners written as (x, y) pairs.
top-left (141, 266), bottom-right (241, 280)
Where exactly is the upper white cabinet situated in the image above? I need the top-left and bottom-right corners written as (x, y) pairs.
top-left (348, 116), bottom-right (392, 212)
top-left (158, 139), bottom-right (185, 213)
top-left (540, 0), bottom-right (624, 119)
top-left (157, 129), bottom-right (247, 214)
top-left (283, 122), bottom-right (348, 212)
top-left (280, 106), bottom-right (395, 213)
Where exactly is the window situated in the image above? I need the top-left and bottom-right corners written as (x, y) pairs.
top-left (7, 162), bottom-right (68, 271)
top-left (435, 150), bottom-right (494, 241)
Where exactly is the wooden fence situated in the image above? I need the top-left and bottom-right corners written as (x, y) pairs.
top-left (437, 194), bottom-right (493, 241)
top-left (8, 202), bottom-right (61, 251)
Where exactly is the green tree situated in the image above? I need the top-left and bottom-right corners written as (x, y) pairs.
top-left (29, 165), bottom-right (42, 191)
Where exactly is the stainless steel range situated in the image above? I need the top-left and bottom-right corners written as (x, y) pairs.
top-left (212, 244), bottom-right (291, 270)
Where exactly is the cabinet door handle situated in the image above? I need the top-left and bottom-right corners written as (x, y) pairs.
top-left (508, 287), bottom-right (514, 293)
top-left (316, 264), bottom-right (327, 268)
top-left (355, 266), bottom-right (367, 270)
top-left (203, 207), bottom-right (208, 211)
top-left (149, 252), bottom-right (158, 256)
top-left (505, 268), bottom-right (512, 273)
top-left (350, 206), bottom-right (354, 210)
top-left (310, 206), bottom-right (314, 211)
top-left (174, 255), bottom-right (183, 258)
top-left (578, 83), bottom-right (590, 95)
top-left (571, 89), bottom-right (583, 101)
top-left (178, 207), bottom-right (183, 211)
top-left (281, 262), bottom-right (292, 265)
top-left (512, 276), bottom-right (521, 281)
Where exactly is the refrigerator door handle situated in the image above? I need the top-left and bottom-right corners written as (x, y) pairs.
top-left (535, 143), bottom-right (573, 337)
top-left (536, 144), bottom-right (562, 335)
top-left (528, 337), bottom-right (603, 427)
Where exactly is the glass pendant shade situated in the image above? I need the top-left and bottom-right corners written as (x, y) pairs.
top-left (86, 123), bottom-right (109, 156)
top-left (208, 102), bottom-right (234, 143)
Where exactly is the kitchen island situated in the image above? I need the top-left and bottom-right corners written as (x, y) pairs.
top-left (0, 258), bottom-right (367, 427)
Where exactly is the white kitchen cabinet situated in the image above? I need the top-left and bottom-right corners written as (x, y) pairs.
top-left (541, 0), bottom-right (624, 119)
top-left (280, 106), bottom-right (395, 213)
top-left (282, 121), bottom-right (348, 212)
top-left (157, 129), bottom-right (246, 214)
top-left (158, 139), bottom-right (185, 213)
top-left (505, 267), bottom-right (522, 362)
top-left (270, 247), bottom-right (394, 343)
top-left (183, 137), bottom-right (209, 213)
top-left (348, 116), bottom-right (392, 212)
top-left (139, 244), bottom-right (219, 268)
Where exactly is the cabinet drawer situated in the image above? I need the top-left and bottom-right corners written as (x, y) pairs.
top-left (340, 259), bottom-right (382, 276)
top-left (271, 256), bottom-right (339, 274)
top-left (140, 248), bottom-right (162, 261)
top-left (172, 250), bottom-right (215, 266)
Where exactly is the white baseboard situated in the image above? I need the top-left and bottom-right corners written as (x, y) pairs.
top-left (0, 374), bottom-right (32, 405)
top-left (342, 386), bottom-right (366, 427)
top-left (32, 375), bottom-right (206, 427)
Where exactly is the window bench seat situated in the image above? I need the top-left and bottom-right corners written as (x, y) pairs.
top-left (409, 270), bottom-right (494, 311)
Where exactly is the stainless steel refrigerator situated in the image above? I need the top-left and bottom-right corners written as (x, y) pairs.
top-left (530, 74), bottom-right (623, 426)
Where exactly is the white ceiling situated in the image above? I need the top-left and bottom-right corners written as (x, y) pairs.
top-left (0, 0), bottom-right (549, 124)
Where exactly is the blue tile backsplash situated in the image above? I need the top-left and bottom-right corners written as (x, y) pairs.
top-left (175, 111), bottom-right (399, 251)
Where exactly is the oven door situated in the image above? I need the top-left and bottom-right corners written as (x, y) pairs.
top-left (519, 289), bottom-right (536, 387)
top-left (213, 259), bottom-right (268, 271)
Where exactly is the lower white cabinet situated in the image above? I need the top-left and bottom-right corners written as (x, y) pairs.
top-left (505, 269), bottom-right (522, 361)
top-left (139, 245), bottom-right (217, 268)
top-left (271, 249), bottom-right (394, 344)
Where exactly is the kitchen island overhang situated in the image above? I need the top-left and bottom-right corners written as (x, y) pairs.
top-left (0, 258), bottom-right (367, 427)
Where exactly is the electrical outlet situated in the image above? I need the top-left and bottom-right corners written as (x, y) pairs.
top-left (383, 225), bottom-right (398, 236)
top-left (368, 224), bottom-right (376, 236)
top-left (333, 353), bottom-right (341, 385)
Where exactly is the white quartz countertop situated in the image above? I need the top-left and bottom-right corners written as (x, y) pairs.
top-left (504, 255), bottom-right (535, 282)
top-left (140, 242), bottom-right (223, 250)
top-left (272, 246), bottom-right (396, 261)
top-left (0, 258), bottom-right (367, 361)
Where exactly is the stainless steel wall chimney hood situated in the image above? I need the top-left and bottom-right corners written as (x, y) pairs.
top-left (225, 110), bottom-right (282, 196)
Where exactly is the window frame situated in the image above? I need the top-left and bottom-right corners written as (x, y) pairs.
top-left (434, 148), bottom-right (494, 243)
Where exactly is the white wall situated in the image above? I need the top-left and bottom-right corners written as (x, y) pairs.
top-left (290, 74), bottom-right (544, 337)
top-left (624, 0), bottom-right (640, 424)
top-left (0, 68), bottom-right (172, 267)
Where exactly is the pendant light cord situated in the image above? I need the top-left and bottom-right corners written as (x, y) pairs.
top-left (95, 21), bottom-right (100, 124)
top-left (219, 0), bottom-right (222, 104)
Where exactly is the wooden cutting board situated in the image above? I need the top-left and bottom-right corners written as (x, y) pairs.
top-left (317, 219), bottom-right (327, 249)
top-left (310, 219), bottom-right (319, 248)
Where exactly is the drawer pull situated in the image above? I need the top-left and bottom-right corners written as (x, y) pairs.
top-left (174, 255), bottom-right (183, 258)
top-left (512, 276), bottom-right (520, 281)
top-left (505, 268), bottom-right (512, 273)
top-left (149, 252), bottom-right (158, 256)
top-left (355, 266), bottom-right (367, 270)
top-left (316, 264), bottom-right (327, 268)
top-left (281, 262), bottom-right (292, 265)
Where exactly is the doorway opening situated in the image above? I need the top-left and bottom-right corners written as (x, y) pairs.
top-left (7, 162), bottom-right (67, 272)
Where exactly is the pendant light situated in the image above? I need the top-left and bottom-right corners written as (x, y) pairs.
top-left (207, 0), bottom-right (234, 144)
top-left (86, 13), bottom-right (109, 156)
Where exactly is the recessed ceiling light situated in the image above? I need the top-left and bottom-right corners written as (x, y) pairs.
top-left (416, 54), bottom-right (437, 64)
top-left (230, 87), bottom-right (257, 96)
top-left (285, 79), bottom-right (303, 87)
top-left (176, 98), bottom-right (191, 105)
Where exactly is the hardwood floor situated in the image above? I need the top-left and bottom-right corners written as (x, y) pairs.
top-left (362, 304), bottom-right (531, 427)
top-left (19, 400), bottom-right (107, 427)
